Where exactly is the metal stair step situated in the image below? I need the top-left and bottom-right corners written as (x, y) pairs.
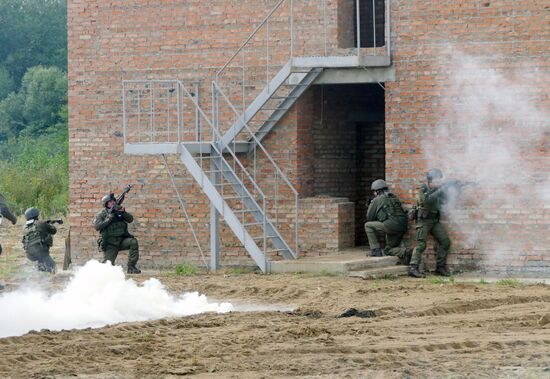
top-left (223, 195), bottom-right (251, 200)
top-left (233, 209), bottom-right (261, 214)
top-left (252, 235), bottom-right (279, 240)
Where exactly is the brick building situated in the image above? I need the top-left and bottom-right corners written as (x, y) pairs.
top-left (68, 1), bottom-right (550, 272)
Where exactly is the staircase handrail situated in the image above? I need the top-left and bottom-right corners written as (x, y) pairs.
top-left (216, 0), bottom-right (288, 81)
top-left (176, 80), bottom-right (268, 202)
top-left (213, 81), bottom-right (299, 256)
top-left (213, 81), bottom-right (298, 200)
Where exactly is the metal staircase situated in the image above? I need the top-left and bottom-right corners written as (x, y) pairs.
top-left (122, 0), bottom-right (391, 272)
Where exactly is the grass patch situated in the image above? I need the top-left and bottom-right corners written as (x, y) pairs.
top-left (428, 276), bottom-right (455, 285)
top-left (478, 278), bottom-right (489, 285)
top-left (224, 267), bottom-right (256, 275)
top-left (496, 278), bottom-right (522, 287)
top-left (174, 263), bottom-right (197, 276)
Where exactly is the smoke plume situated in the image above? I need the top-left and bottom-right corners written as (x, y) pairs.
top-left (424, 53), bottom-right (550, 268)
top-left (0, 260), bottom-right (233, 338)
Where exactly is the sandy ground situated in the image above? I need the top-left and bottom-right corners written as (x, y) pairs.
top-left (1, 222), bottom-right (550, 378)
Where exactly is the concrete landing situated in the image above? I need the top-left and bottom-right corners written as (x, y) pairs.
top-left (348, 265), bottom-right (410, 280)
top-left (269, 247), bottom-right (408, 277)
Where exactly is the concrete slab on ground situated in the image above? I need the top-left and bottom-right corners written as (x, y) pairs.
top-left (269, 247), bottom-right (405, 275)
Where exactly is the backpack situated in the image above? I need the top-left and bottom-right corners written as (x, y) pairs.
top-left (22, 223), bottom-right (45, 250)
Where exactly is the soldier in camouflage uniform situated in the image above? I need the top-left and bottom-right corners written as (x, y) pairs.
top-left (0, 194), bottom-right (17, 289)
top-left (22, 207), bottom-right (57, 273)
top-left (94, 193), bottom-right (141, 274)
top-left (409, 169), bottom-right (452, 278)
top-left (364, 179), bottom-right (411, 264)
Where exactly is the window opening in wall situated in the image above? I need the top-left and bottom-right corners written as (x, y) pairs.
top-left (354, 0), bottom-right (385, 48)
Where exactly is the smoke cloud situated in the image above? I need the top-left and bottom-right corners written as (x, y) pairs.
top-left (424, 52), bottom-right (550, 267)
top-left (0, 260), bottom-right (233, 338)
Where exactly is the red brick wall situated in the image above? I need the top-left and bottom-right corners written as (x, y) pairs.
top-left (386, 0), bottom-right (550, 272)
top-left (69, 0), bottom-right (549, 271)
top-left (68, 0), bottom-right (352, 267)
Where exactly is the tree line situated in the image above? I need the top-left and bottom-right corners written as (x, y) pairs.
top-left (0, 0), bottom-right (67, 216)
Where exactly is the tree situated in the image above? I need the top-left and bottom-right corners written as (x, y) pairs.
top-left (0, 67), bottom-right (15, 100)
top-left (21, 65), bottom-right (67, 135)
top-left (0, 0), bottom-right (67, 86)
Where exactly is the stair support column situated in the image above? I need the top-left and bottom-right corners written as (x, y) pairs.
top-left (210, 151), bottom-right (221, 271)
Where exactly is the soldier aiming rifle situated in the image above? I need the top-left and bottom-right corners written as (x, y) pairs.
top-left (94, 185), bottom-right (141, 274)
top-left (409, 169), bottom-right (477, 278)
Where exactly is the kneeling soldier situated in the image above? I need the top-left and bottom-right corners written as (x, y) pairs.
top-left (364, 179), bottom-right (411, 264)
top-left (94, 193), bottom-right (141, 274)
top-left (22, 207), bottom-right (57, 273)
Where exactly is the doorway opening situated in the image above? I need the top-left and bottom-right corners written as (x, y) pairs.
top-left (309, 83), bottom-right (385, 246)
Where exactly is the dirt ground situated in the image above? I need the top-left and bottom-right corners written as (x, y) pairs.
top-left (1, 222), bottom-right (550, 378)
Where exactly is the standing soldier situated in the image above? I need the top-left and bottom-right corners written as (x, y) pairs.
top-left (409, 169), bottom-right (452, 278)
top-left (94, 193), bottom-right (141, 274)
top-left (0, 194), bottom-right (17, 289)
top-left (22, 207), bottom-right (57, 273)
top-left (364, 179), bottom-right (411, 264)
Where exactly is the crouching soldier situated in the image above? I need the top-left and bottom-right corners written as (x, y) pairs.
top-left (364, 179), bottom-right (411, 264)
top-left (94, 193), bottom-right (141, 274)
top-left (22, 207), bottom-right (57, 273)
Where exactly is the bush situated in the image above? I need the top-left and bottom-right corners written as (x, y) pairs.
top-left (174, 263), bottom-right (198, 276)
top-left (0, 132), bottom-right (68, 216)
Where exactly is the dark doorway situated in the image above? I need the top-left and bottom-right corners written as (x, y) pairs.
top-left (309, 83), bottom-right (385, 246)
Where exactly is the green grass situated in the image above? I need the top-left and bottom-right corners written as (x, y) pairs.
top-left (428, 276), bottom-right (455, 285)
top-left (174, 263), bottom-right (197, 276)
top-left (495, 278), bottom-right (522, 287)
top-left (224, 267), bottom-right (256, 275)
top-left (478, 278), bottom-right (489, 285)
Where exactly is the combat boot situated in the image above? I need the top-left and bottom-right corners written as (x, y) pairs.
top-left (408, 264), bottom-right (425, 278)
top-left (371, 248), bottom-right (384, 257)
top-left (127, 265), bottom-right (141, 274)
top-left (434, 265), bottom-right (451, 277)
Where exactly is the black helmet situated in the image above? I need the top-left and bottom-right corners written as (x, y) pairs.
top-left (102, 193), bottom-right (116, 207)
top-left (371, 179), bottom-right (388, 191)
top-left (427, 168), bottom-right (443, 182)
top-left (24, 207), bottom-right (39, 220)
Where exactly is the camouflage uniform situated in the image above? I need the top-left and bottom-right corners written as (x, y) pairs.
top-left (364, 192), bottom-right (411, 264)
top-left (22, 220), bottom-right (57, 273)
top-left (94, 205), bottom-right (139, 268)
top-left (410, 183), bottom-right (452, 270)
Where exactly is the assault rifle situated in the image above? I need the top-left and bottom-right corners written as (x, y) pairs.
top-left (46, 219), bottom-right (64, 225)
top-left (444, 180), bottom-right (479, 190)
top-left (107, 185), bottom-right (133, 213)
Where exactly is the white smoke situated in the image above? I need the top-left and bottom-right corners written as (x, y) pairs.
top-left (0, 260), bottom-right (233, 338)
top-left (424, 52), bottom-right (550, 267)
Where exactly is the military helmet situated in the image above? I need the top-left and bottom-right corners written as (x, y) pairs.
top-left (371, 179), bottom-right (388, 191)
top-left (427, 168), bottom-right (443, 182)
top-left (101, 193), bottom-right (116, 207)
top-left (24, 207), bottom-right (39, 220)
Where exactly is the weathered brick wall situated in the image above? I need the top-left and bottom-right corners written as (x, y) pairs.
top-left (68, 0), bottom-right (352, 267)
top-left (69, 0), bottom-right (549, 272)
top-left (387, 0), bottom-right (550, 272)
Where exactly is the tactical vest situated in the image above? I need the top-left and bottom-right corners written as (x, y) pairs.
top-left (22, 223), bottom-right (51, 250)
top-left (101, 216), bottom-right (129, 239)
top-left (378, 193), bottom-right (406, 222)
